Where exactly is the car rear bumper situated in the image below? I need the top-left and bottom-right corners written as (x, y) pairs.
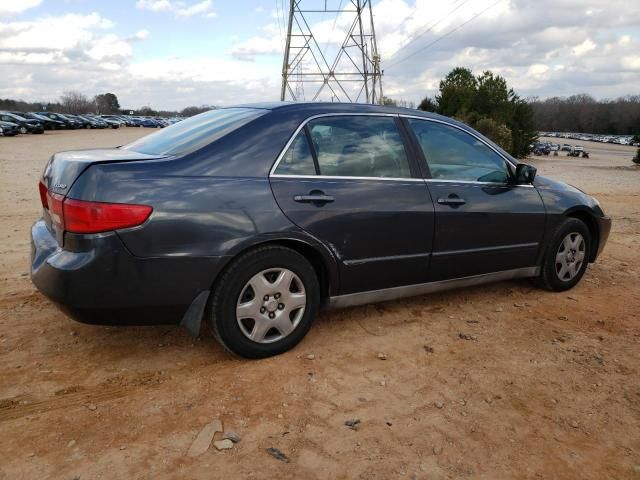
top-left (30, 219), bottom-right (224, 326)
top-left (594, 215), bottom-right (612, 260)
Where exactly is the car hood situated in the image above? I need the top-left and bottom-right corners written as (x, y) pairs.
top-left (533, 174), bottom-right (583, 194)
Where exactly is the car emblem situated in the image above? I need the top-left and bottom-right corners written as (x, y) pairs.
top-left (53, 183), bottom-right (67, 189)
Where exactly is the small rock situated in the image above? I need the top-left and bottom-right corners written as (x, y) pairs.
top-left (119, 445), bottom-right (127, 450)
top-left (433, 445), bottom-right (443, 455)
top-left (434, 400), bottom-right (444, 409)
top-left (266, 447), bottom-right (289, 463)
top-left (187, 419), bottom-right (223, 457)
top-left (458, 333), bottom-right (476, 341)
top-left (485, 397), bottom-right (493, 404)
top-left (344, 418), bottom-right (361, 430)
top-left (377, 352), bottom-right (387, 360)
top-left (27, 452), bottom-right (35, 458)
top-left (380, 380), bottom-right (386, 387)
top-left (558, 315), bottom-right (569, 321)
top-left (67, 440), bottom-right (76, 448)
top-left (86, 404), bottom-right (97, 411)
top-left (70, 331), bottom-right (78, 336)
top-left (306, 354), bottom-right (315, 360)
top-left (570, 419), bottom-right (579, 428)
top-left (277, 414), bottom-right (283, 419)
top-left (214, 439), bottom-right (234, 450)
top-left (495, 307), bottom-right (503, 312)
top-left (423, 345), bottom-right (434, 353)
top-left (567, 295), bottom-right (578, 301)
top-left (224, 431), bottom-right (241, 443)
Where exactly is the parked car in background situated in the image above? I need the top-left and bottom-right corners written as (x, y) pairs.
top-left (31, 102), bottom-right (611, 358)
top-left (94, 116), bottom-right (120, 128)
top-left (74, 115), bottom-right (105, 129)
top-left (561, 144), bottom-right (572, 151)
top-left (140, 117), bottom-right (163, 128)
top-left (35, 112), bottom-right (79, 129)
top-left (63, 114), bottom-right (92, 129)
top-left (23, 113), bottom-right (65, 130)
top-left (99, 115), bottom-right (126, 127)
top-left (0, 120), bottom-right (20, 136)
top-left (0, 112), bottom-right (45, 134)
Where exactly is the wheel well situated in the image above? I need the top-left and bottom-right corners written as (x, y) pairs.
top-left (566, 210), bottom-right (599, 262)
top-left (216, 239), bottom-right (331, 303)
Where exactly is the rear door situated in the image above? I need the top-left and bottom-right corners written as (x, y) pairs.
top-left (269, 114), bottom-right (435, 295)
top-left (404, 117), bottom-right (546, 281)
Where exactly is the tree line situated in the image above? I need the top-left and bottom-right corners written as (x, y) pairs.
top-left (410, 67), bottom-right (536, 158)
top-left (528, 94), bottom-right (640, 135)
top-left (0, 91), bottom-right (213, 118)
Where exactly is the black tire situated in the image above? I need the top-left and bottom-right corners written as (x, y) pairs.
top-left (207, 245), bottom-right (320, 358)
top-left (536, 218), bottom-right (591, 291)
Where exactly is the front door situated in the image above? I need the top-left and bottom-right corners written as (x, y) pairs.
top-left (270, 114), bottom-right (435, 294)
top-left (405, 117), bottom-right (546, 281)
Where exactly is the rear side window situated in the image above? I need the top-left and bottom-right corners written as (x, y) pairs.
top-left (122, 108), bottom-right (266, 156)
top-left (409, 119), bottom-right (510, 183)
top-left (274, 131), bottom-right (317, 176)
top-left (307, 116), bottom-right (411, 178)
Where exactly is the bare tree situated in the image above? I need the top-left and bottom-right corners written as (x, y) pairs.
top-left (59, 91), bottom-right (95, 114)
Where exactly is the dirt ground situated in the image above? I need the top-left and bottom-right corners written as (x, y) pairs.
top-left (0, 129), bottom-right (638, 480)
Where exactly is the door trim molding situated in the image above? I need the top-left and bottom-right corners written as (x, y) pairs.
top-left (343, 251), bottom-right (432, 266)
top-left (432, 242), bottom-right (539, 257)
top-left (326, 266), bottom-right (540, 309)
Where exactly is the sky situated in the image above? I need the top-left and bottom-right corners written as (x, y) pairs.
top-left (0, 0), bottom-right (638, 110)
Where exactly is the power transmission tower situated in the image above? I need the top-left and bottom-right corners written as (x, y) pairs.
top-left (280, 0), bottom-right (383, 104)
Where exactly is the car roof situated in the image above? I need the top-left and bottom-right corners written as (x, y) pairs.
top-left (228, 101), bottom-right (444, 120)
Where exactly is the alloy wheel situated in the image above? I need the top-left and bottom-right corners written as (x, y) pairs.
top-left (236, 268), bottom-right (306, 344)
top-left (555, 232), bottom-right (586, 281)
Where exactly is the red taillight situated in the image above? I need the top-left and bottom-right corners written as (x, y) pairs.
top-left (39, 182), bottom-right (152, 234)
top-left (63, 199), bottom-right (152, 233)
top-left (38, 181), bottom-right (48, 208)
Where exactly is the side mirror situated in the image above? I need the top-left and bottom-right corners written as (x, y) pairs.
top-left (515, 163), bottom-right (537, 184)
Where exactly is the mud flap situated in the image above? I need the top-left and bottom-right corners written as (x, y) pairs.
top-left (179, 291), bottom-right (210, 337)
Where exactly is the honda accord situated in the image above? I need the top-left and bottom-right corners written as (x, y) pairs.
top-left (31, 103), bottom-right (611, 358)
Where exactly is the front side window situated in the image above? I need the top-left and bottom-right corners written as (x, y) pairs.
top-left (274, 131), bottom-right (317, 176)
top-left (122, 107), bottom-right (266, 156)
top-left (409, 119), bottom-right (510, 183)
top-left (307, 116), bottom-right (411, 178)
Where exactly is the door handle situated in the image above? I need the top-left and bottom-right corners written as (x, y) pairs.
top-left (437, 197), bottom-right (466, 206)
top-left (294, 194), bottom-right (334, 203)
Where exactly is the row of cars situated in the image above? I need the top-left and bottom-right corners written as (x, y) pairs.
top-left (532, 141), bottom-right (588, 158)
top-left (541, 132), bottom-right (638, 146)
top-left (0, 111), bottom-right (181, 136)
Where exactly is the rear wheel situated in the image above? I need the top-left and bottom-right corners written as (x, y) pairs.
top-left (536, 218), bottom-right (591, 291)
top-left (207, 245), bottom-right (319, 358)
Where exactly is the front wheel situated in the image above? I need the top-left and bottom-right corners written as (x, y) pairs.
top-left (207, 245), bottom-right (320, 358)
top-left (536, 218), bottom-right (591, 291)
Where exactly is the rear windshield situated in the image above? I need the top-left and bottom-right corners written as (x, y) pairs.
top-left (121, 108), bottom-right (266, 156)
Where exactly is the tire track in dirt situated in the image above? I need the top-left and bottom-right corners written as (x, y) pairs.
top-left (0, 370), bottom-right (168, 422)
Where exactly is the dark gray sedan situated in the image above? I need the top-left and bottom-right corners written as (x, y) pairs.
top-left (31, 103), bottom-right (611, 358)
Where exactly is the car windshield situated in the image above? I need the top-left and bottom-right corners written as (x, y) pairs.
top-left (121, 108), bottom-right (266, 156)
top-left (4, 113), bottom-right (27, 121)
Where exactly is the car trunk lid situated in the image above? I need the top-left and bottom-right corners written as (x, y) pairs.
top-left (40, 148), bottom-right (167, 243)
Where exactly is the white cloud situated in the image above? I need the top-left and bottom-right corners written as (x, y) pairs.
top-left (136, 0), bottom-right (216, 18)
top-left (572, 38), bottom-right (597, 56)
top-left (135, 0), bottom-right (172, 12)
top-left (1, 0), bottom-right (639, 109)
top-left (0, 0), bottom-right (41, 16)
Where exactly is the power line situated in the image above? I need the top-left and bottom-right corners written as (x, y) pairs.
top-left (391, 0), bottom-right (469, 57)
top-left (386, 0), bottom-right (504, 68)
